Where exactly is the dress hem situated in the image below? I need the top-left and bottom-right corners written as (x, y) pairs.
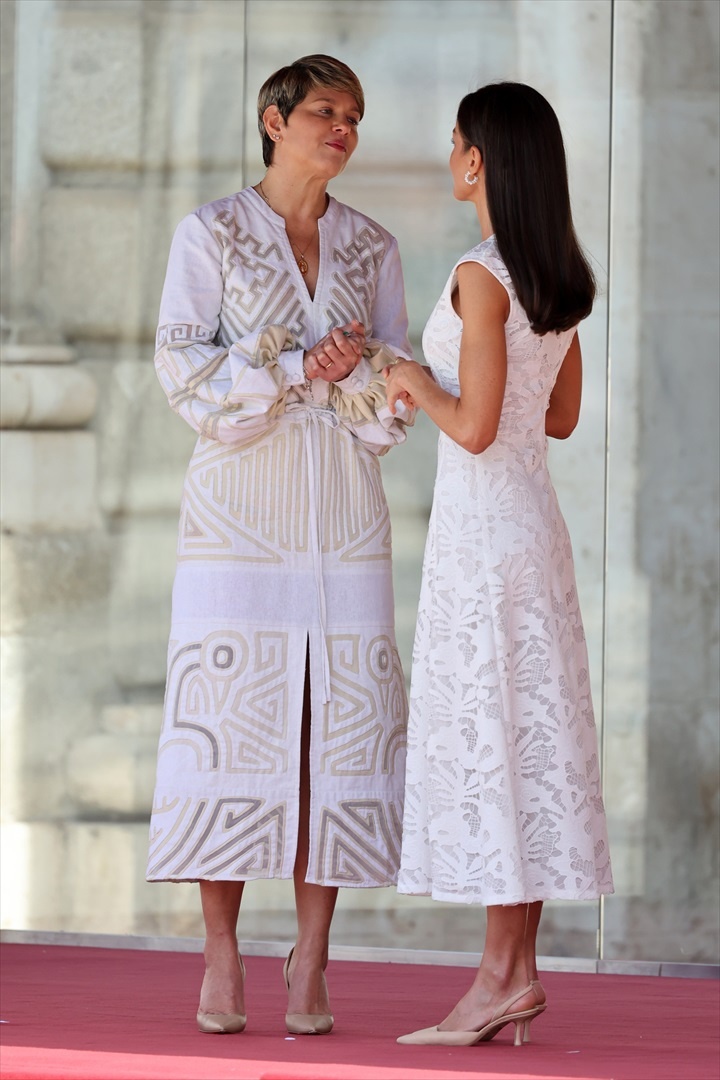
top-left (396, 883), bottom-right (615, 905)
top-left (147, 874), bottom-right (400, 889)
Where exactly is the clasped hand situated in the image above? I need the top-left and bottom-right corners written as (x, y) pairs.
top-left (303, 320), bottom-right (365, 382)
top-left (383, 358), bottom-right (424, 414)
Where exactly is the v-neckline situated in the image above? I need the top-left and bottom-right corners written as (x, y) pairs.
top-left (246, 187), bottom-right (335, 306)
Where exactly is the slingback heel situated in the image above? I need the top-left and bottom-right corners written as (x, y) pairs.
top-left (524, 979), bottom-right (547, 1042)
top-left (283, 947), bottom-right (334, 1035)
top-left (196, 954), bottom-right (247, 1034)
top-left (397, 981), bottom-right (546, 1047)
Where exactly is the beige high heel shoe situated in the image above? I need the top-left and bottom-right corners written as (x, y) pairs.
top-left (196, 954), bottom-right (247, 1034)
top-left (397, 981), bottom-right (547, 1047)
top-left (283, 947), bottom-right (334, 1035)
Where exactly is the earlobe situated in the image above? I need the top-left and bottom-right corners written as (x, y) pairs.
top-left (262, 105), bottom-right (283, 142)
top-left (464, 149), bottom-right (483, 186)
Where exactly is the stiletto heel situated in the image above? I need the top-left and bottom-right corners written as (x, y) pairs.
top-left (397, 982), bottom-right (546, 1046)
top-left (196, 954), bottom-right (247, 1034)
top-left (283, 947), bottom-right (334, 1035)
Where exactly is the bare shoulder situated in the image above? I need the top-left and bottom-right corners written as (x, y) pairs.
top-left (455, 260), bottom-right (510, 324)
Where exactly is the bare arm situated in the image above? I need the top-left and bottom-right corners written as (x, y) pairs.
top-left (545, 333), bottom-right (582, 439)
top-left (384, 261), bottom-right (508, 454)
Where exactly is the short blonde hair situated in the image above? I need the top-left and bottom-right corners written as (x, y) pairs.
top-left (257, 54), bottom-right (365, 167)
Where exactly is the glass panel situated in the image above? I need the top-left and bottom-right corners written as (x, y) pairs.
top-left (0, 0), bottom-right (621, 962)
top-left (601, 0), bottom-right (720, 963)
top-left (5, 0), bottom-right (716, 969)
top-left (242, 0), bottom-right (612, 956)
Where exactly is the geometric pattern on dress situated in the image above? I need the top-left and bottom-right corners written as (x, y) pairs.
top-left (148, 629), bottom-right (291, 879)
top-left (178, 428), bottom-right (308, 563)
top-left (318, 423), bottom-right (391, 560)
top-left (147, 795), bottom-right (287, 879)
top-left (155, 328), bottom-right (226, 414)
top-left (316, 799), bottom-right (403, 884)
top-left (175, 418), bottom-right (394, 565)
top-left (148, 626), bottom-right (407, 886)
top-left (321, 634), bottom-right (407, 777)
top-left (324, 224), bottom-right (387, 328)
top-left (213, 208), bottom-right (308, 341)
top-left (162, 630), bottom-right (290, 774)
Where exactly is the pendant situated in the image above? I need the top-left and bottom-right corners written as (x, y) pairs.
top-left (297, 256), bottom-right (309, 275)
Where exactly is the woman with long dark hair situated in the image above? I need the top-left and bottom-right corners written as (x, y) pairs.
top-left (385, 82), bottom-right (613, 1047)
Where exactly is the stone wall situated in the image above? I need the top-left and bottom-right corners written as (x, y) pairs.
top-left (0, 0), bottom-right (717, 962)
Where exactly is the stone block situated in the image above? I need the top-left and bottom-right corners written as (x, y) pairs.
top-left (85, 358), bottom-right (196, 517)
top-left (0, 364), bottom-right (97, 428)
top-left (0, 531), bottom-right (111, 635)
top-left (41, 190), bottom-right (142, 341)
top-left (0, 0), bottom-right (14, 310)
top-left (0, 534), bottom-right (111, 822)
top-left (245, 0), bottom-right (514, 170)
top-left (101, 703), bottom-right (163, 738)
top-left (1, 627), bottom-right (110, 822)
top-left (66, 732), bottom-right (158, 817)
top-left (41, 11), bottom-right (142, 170)
top-left (107, 515), bottom-right (178, 689)
top-left (0, 821), bottom-right (140, 934)
top-left (0, 820), bottom-right (203, 936)
top-left (0, 431), bottom-right (102, 533)
top-left (644, 0), bottom-right (720, 95)
top-left (143, 12), bottom-right (246, 173)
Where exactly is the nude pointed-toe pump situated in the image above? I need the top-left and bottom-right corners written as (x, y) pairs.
top-left (283, 947), bottom-right (334, 1035)
top-left (196, 955), bottom-right (247, 1034)
top-left (397, 982), bottom-right (547, 1047)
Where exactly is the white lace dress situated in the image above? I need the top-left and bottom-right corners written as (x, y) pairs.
top-left (397, 237), bottom-right (613, 905)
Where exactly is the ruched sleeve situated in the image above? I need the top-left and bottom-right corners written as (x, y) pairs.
top-left (154, 212), bottom-right (305, 445)
top-left (328, 339), bottom-right (415, 456)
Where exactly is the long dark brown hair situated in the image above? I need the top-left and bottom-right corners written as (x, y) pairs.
top-left (457, 82), bottom-right (595, 334)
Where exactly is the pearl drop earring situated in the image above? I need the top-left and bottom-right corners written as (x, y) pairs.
top-left (464, 171), bottom-right (478, 186)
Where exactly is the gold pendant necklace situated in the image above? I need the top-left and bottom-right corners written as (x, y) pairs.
top-left (289, 242), bottom-right (312, 276)
top-left (258, 181), bottom-right (317, 276)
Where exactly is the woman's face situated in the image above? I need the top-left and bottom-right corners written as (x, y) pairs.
top-left (278, 88), bottom-right (361, 178)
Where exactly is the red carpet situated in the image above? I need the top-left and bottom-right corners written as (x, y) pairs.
top-left (0, 944), bottom-right (718, 1080)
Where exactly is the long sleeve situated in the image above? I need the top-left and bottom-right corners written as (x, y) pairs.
top-left (370, 236), bottom-right (414, 362)
top-left (154, 212), bottom-right (305, 444)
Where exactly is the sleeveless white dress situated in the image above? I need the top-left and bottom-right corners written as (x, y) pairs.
top-left (397, 237), bottom-right (613, 905)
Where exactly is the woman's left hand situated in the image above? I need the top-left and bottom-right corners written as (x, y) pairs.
top-left (383, 359), bottom-right (427, 414)
top-left (305, 320), bottom-right (366, 382)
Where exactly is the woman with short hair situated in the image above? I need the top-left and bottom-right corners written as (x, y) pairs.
top-left (147, 54), bottom-right (413, 1036)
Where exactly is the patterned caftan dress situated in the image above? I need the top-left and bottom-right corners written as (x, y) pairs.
top-left (398, 237), bottom-right (613, 905)
top-left (147, 188), bottom-right (413, 888)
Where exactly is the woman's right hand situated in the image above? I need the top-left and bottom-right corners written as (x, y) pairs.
top-left (303, 320), bottom-right (365, 383)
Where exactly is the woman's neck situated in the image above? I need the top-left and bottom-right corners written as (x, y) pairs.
top-left (475, 198), bottom-right (494, 243)
top-left (257, 167), bottom-right (329, 223)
